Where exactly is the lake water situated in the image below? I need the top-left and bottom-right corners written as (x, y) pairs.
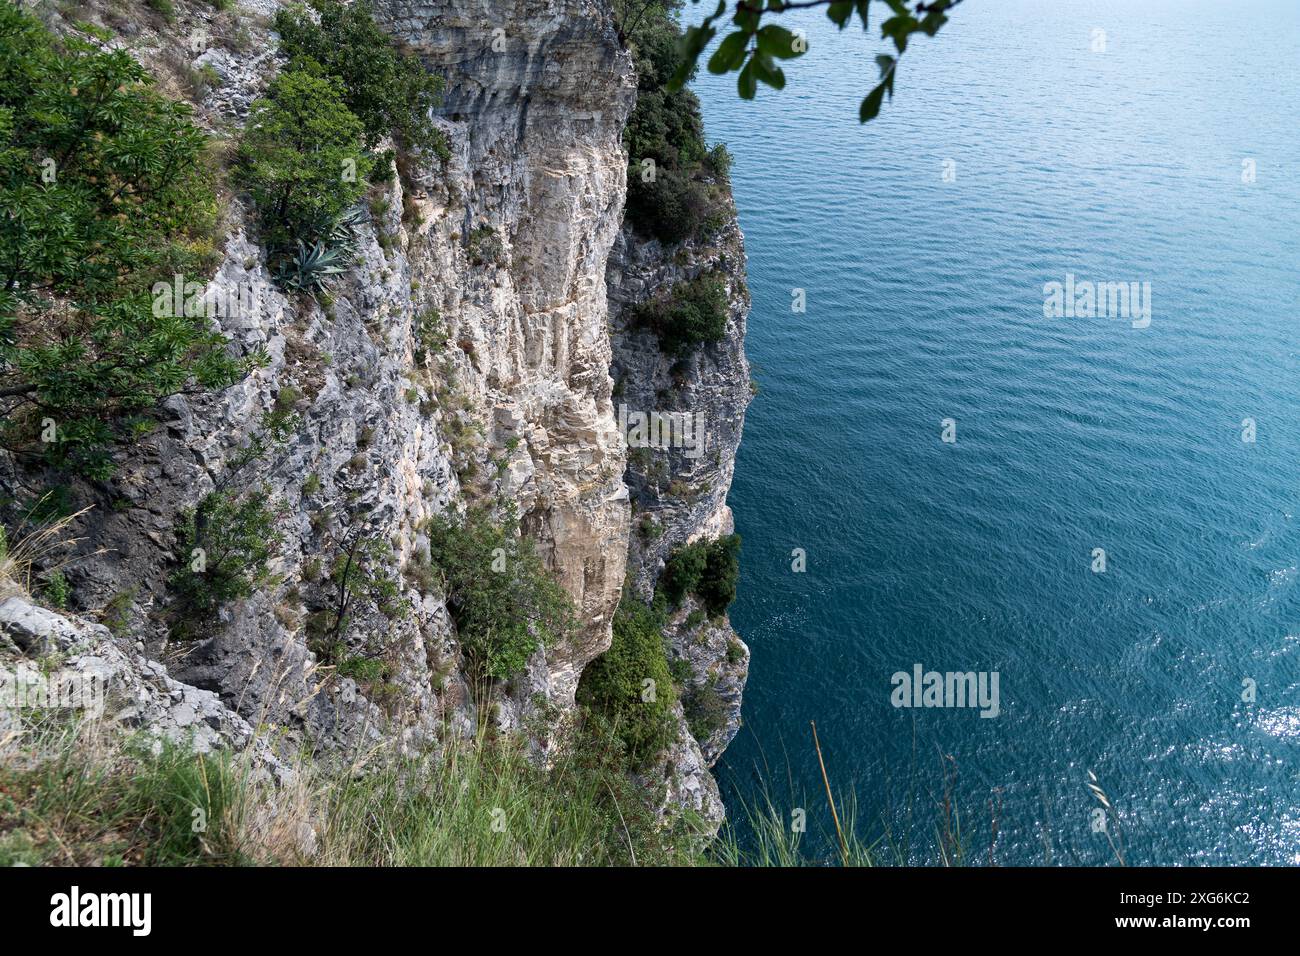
top-left (692, 0), bottom-right (1300, 864)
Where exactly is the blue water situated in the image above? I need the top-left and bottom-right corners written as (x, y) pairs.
top-left (692, 0), bottom-right (1300, 865)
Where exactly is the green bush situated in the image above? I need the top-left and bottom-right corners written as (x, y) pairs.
top-left (425, 508), bottom-right (575, 680)
top-left (662, 540), bottom-right (707, 605)
top-left (662, 533), bottom-right (740, 616)
top-left (625, 167), bottom-right (710, 246)
top-left (38, 569), bottom-right (70, 609)
top-left (0, 3), bottom-right (249, 477)
top-left (274, 0), bottom-right (449, 162)
top-left (145, 0), bottom-right (176, 23)
top-left (633, 270), bottom-right (729, 354)
top-left (619, 2), bottom-right (730, 245)
top-left (308, 535), bottom-right (411, 660)
top-left (237, 69), bottom-right (375, 256)
top-left (577, 595), bottom-right (678, 769)
top-left (170, 486), bottom-right (284, 635)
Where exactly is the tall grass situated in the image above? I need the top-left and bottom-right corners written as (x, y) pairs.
top-left (712, 790), bottom-right (884, 866)
top-left (0, 714), bottom-right (710, 867)
top-left (0, 502), bottom-right (93, 602)
top-left (0, 707), bottom-right (990, 867)
top-left (0, 714), bottom-right (247, 865)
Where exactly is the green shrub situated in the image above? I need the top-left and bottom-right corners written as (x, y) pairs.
top-left (662, 540), bottom-right (707, 605)
top-left (38, 569), bottom-right (70, 609)
top-left (145, 0), bottom-right (176, 23)
top-left (0, 3), bottom-right (250, 477)
top-left (726, 637), bottom-right (745, 665)
top-left (633, 270), bottom-right (729, 354)
top-left (683, 677), bottom-right (727, 743)
top-left (337, 654), bottom-right (392, 683)
top-left (577, 596), bottom-right (678, 769)
top-left (425, 508), bottom-right (575, 680)
top-left (273, 0), bottom-right (449, 162)
top-left (170, 486), bottom-right (284, 634)
top-left (625, 167), bottom-right (710, 246)
top-left (0, 713), bottom-right (707, 866)
top-left (308, 535), bottom-right (411, 658)
top-left (413, 309), bottom-right (448, 364)
top-left (662, 533), bottom-right (740, 616)
top-left (619, 2), bottom-right (730, 245)
top-left (695, 533), bottom-right (740, 615)
top-left (466, 225), bottom-right (503, 266)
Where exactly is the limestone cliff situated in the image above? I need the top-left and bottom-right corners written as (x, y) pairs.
top-left (0, 0), bottom-right (749, 829)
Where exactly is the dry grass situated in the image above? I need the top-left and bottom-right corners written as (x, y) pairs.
top-left (0, 504), bottom-right (93, 603)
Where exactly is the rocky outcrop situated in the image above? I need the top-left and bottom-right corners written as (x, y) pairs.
top-left (0, 594), bottom-right (285, 779)
top-left (607, 206), bottom-right (753, 818)
top-left (377, 0), bottom-right (636, 724)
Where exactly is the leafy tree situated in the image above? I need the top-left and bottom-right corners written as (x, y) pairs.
top-left (425, 508), bottom-right (576, 680)
top-left (0, 2), bottom-right (249, 478)
top-left (673, 0), bottom-right (962, 122)
top-left (274, 0), bottom-right (449, 162)
top-left (577, 595), bottom-right (678, 769)
top-left (237, 69), bottom-right (375, 255)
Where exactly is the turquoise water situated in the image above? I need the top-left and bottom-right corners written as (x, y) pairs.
top-left (692, 0), bottom-right (1300, 864)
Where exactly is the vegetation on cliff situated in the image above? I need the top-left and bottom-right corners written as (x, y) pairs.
top-left (0, 706), bottom-right (911, 866)
top-left (424, 508), bottom-right (575, 681)
top-left (273, 0), bottom-right (448, 162)
top-left (617, 1), bottom-right (733, 246)
top-left (577, 594), bottom-right (679, 769)
top-left (632, 267), bottom-right (730, 353)
top-left (0, 714), bottom-right (704, 866)
top-left (0, 2), bottom-right (250, 478)
top-left (663, 533), bottom-right (741, 616)
top-left (239, 0), bottom-right (446, 292)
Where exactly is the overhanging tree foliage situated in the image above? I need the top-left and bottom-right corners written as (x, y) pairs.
top-left (671, 0), bottom-right (962, 121)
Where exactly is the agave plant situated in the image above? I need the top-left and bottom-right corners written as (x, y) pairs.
top-left (271, 205), bottom-right (367, 295)
top-left (327, 205), bottom-right (366, 252)
top-left (274, 239), bottom-right (349, 295)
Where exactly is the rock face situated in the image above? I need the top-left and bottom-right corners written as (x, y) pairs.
top-left (0, 0), bottom-right (749, 827)
top-left (375, 0), bottom-right (636, 727)
top-left (607, 210), bottom-right (753, 820)
top-left (0, 595), bottom-right (284, 779)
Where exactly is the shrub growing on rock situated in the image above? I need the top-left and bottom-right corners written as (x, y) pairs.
top-left (237, 70), bottom-right (374, 257)
top-left (425, 508), bottom-right (575, 680)
top-left (577, 595), bottom-right (678, 769)
top-left (619, 2), bottom-right (732, 246)
top-left (633, 270), bottom-right (729, 354)
top-left (274, 0), bottom-right (449, 162)
top-left (662, 533), bottom-right (741, 616)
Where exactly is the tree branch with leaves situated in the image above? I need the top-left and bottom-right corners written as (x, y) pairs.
top-left (670, 0), bottom-right (962, 121)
